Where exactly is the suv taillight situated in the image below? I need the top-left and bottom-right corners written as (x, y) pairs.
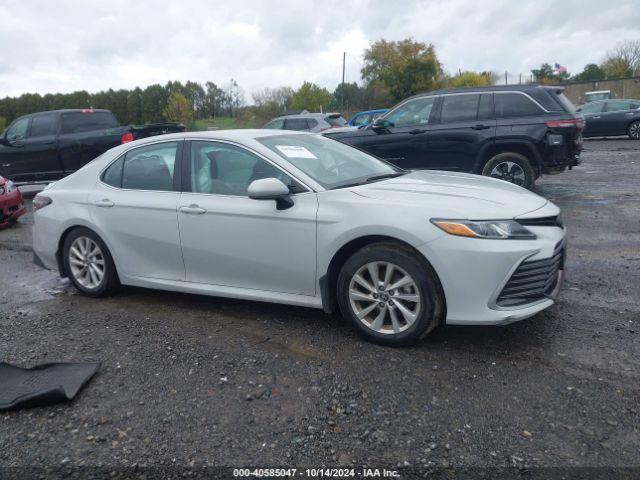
top-left (33, 195), bottom-right (52, 211)
top-left (546, 118), bottom-right (584, 131)
top-left (120, 132), bottom-right (134, 144)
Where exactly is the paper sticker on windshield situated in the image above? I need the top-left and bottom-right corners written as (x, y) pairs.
top-left (275, 145), bottom-right (317, 159)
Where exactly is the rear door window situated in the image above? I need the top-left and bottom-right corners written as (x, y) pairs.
top-left (61, 111), bottom-right (119, 134)
top-left (284, 118), bottom-right (310, 131)
top-left (29, 113), bottom-right (58, 138)
top-left (440, 94), bottom-right (480, 123)
top-left (121, 142), bottom-right (179, 191)
top-left (494, 93), bottom-right (545, 118)
top-left (477, 94), bottom-right (494, 120)
top-left (605, 101), bottom-right (632, 112)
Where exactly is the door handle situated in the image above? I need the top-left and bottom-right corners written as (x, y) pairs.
top-left (592, 116), bottom-right (601, 119)
top-left (94, 199), bottom-right (114, 208)
top-left (471, 124), bottom-right (491, 130)
top-left (179, 204), bottom-right (206, 215)
top-left (408, 128), bottom-right (426, 135)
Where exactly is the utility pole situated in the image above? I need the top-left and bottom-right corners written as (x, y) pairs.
top-left (341, 51), bottom-right (346, 109)
top-left (505, 71), bottom-right (508, 85)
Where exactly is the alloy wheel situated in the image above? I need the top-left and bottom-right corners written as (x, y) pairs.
top-left (630, 122), bottom-right (640, 139)
top-left (68, 236), bottom-right (105, 289)
top-left (348, 261), bottom-right (421, 335)
top-left (490, 161), bottom-right (526, 186)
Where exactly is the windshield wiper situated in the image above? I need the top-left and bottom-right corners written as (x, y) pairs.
top-left (330, 172), bottom-right (406, 190)
top-left (365, 172), bottom-right (406, 182)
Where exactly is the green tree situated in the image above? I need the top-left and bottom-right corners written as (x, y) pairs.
top-left (361, 38), bottom-right (443, 101)
top-left (163, 92), bottom-right (193, 125)
top-left (141, 84), bottom-right (169, 123)
top-left (531, 63), bottom-right (569, 84)
top-left (0, 116), bottom-right (6, 133)
top-left (290, 82), bottom-right (333, 112)
top-left (572, 63), bottom-right (606, 82)
top-left (451, 71), bottom-right (492, 88)
top-left (331, 82), bottom-right (369, 110)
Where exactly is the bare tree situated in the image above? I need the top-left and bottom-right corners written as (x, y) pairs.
top-left (602, 40), bottom-right (640, 77)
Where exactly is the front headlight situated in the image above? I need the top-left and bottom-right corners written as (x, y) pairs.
top-left (431, 219), bottom-right (536, 240)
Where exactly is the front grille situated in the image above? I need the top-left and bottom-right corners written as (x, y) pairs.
top-left (517, 216), bottom-right (563, 228)
top-left (496, 241), bottom-right (565, 307)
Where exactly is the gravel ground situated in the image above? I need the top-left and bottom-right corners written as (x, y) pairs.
top-left (0, 139), bottom-right (638, 478)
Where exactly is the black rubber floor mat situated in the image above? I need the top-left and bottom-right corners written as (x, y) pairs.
top-left (0, 362), bottom-right (99, 411)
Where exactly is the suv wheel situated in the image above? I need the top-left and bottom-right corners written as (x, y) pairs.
top-left (482, 152), bottom-right (535, 189)
top-left (63, 228), bottom-right (120, 297)
top-left (628, 120), bottom-right (640, 140)
top-left (337, 242), bottom-right (443, 346)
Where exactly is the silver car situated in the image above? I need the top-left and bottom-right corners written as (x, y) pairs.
top-left (32, 130), bottom-right (565, 345)
top-left (263, 113), bottom-right (353, 133)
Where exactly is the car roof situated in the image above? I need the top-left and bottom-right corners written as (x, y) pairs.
top-left (354, 109), bottom-right (388, 114)
top-left (274, 113), bottom-right (341, 119)
top-left (25, 109), bottom-right (113, 116)
top-left (120, 129), bottom-right (312, 147)
top-left (405, 84), bottom-right (564, 101)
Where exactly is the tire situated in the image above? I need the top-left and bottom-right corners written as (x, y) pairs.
top-left (628, 120), bottom-right (640, 140)
top-left (481, 152), bottom-right (535, 190)
top-left (62, 227), bottom-right (120, 297)
top-left (337, 242), bottom-right (444, 346)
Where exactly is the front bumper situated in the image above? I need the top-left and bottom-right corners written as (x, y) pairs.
top-left (0, 189), bottom-right (26, 229)
top-left (418, 224), bottom-right (566, 325)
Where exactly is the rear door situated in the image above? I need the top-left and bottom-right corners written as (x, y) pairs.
top-left (428, 93), bottom-right (496, 171)
top-left (354, 96), bottom-right (437, 169)
top-left (602, 100), bottom-right (637, 135)
top-left (88, 140), bottom-right (186, 281)
top-left (58, 110), bottom-right (121, 174)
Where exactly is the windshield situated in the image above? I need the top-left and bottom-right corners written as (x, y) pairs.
top-left (258, 134), bottom-right (402, 189)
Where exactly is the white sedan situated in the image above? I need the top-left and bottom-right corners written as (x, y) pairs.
top-left (32, 130), bottom-right (565, 345)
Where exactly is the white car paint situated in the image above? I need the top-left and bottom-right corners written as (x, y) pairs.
top-left (32, 129), bottom-right (565, 326)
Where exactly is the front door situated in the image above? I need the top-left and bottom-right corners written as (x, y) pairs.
top-left (0, 116), bottom-right (32, 182)
top-left (580, 102), bottom-right (606, 136)
top-left (428, 93), bottom-right (496, 171)
top-left (88, 140), bottom-right (186, 281)
top-left (177, 140), bottom-right (317, 295)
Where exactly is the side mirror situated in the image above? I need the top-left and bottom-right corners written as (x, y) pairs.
top-left (371, 118), bottom-right (393, 132)
top-left (248, 177), bottom-right (293, 210)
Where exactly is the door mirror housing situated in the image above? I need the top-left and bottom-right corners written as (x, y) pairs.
top-left (248, 177), bottom-right (294, 210)
top-left (371, 118), bottom-right (393, 132)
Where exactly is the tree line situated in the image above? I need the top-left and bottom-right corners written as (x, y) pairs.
top-left (1, 37), bottom-right (639, 131)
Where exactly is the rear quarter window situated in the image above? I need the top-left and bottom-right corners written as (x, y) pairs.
top-left (61, 111), bottom-right (119, 134)
top-left (325, 115), bottom-right (347, 127)
top-left (495, 93), bottom-right (545, 118)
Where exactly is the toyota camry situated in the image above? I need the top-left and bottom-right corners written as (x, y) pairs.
top-left (32, 130), bottom-right (565, 345)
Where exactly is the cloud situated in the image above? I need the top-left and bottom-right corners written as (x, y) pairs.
top-left (0, 0), bottom-right (638, 101)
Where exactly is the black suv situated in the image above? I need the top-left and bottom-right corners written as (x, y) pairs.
top-left (325, 85), bottom-right (584, 189)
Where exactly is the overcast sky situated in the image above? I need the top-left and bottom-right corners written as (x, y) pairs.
top-left (1, 0), bottom-right (638, 102)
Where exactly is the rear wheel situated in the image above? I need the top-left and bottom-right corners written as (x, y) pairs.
top-left (63, 228), bottom-right (120, 297)
top-left (337, 243), bottom-right (443, 346)
top-left (628, 121), bottom-right (640, 140)
top-left (481, 152), bottom-right (535, 189)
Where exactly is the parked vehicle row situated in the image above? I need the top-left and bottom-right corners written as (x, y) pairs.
top-left (0, 109), bottom-right (186, 184)
top-left (324, 85), bottom-right (584, 190)
top-left (32, 130), bottom-right (566, 345)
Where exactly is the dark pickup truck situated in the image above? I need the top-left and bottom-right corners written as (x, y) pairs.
top-left (0, 109), bottom-right (185, 184)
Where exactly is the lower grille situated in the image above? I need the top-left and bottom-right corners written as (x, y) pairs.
top-left (496, 241), bottom-right (565, 307)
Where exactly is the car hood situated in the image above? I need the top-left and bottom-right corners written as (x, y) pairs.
top-left (349, 170), bottom-right (549, 219)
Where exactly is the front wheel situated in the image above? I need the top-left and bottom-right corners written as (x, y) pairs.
top-left (337, 243), bottom-right (444, 346)
top-left (628, 121), bottom-right (640, 140)
top-left (63, 228), bottom-right (120, 297)
top-left (481, 152), bottom-right (535, 189)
